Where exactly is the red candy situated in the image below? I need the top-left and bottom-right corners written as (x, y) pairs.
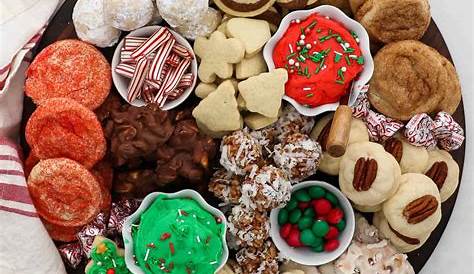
top-left (324, 239), bottom-right (340, 252)
top-left (312, 199), bottom-right (332, 215)
top-left (106, 269), bottom-right (116, 274)
top-left (280, 223), bottom-right (292, 239)
top-left (287, 227), bottom-right (303, 247)
top-left (327, 208), bottom-right (344, 224)
top-left (324, 226), bottom-right (339, 240)
top-left (298, 201), bottom-right (310, 210)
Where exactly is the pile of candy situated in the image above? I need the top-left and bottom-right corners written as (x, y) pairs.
top-left (115, 27), bottom-right (195, 106)
top-left (278, 186), bottom-right (346, 252)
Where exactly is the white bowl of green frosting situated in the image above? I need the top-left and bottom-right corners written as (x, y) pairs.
top-left (122, 190), bottom-right (228, 274)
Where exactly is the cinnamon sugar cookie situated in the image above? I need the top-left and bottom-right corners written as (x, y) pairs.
top-left (355, 0), bottom-right (430, 43)
top-left (368, 40), bottom-right (461, 120)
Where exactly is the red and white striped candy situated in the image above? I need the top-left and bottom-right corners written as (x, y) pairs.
top-left (168, 88), bottom-right (185, 100)
top-left (147, 38), bottom-right (175, 81)
top-left (131, 28), bottom-right (173, 59)
top-left (154, 58), bottom-right (191, 106)
top-left (121, 49), bottom-right (155, 63)
top-left (127, 56), bottom-right (150, 102)
top-left (123, 36), bottom-right (147, 50)
top-left (142, 84), bottom-right (157, 103)
top-left (166, 53), bottom-right (181, 67)
top-left (177, 73), bottom-right (194, 89)
top-left (172, 44), bottom-right (194, 59)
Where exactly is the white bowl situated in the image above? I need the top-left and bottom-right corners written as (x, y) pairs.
top-left (263, 5), bottom-right (374, 116)
top-left (122, 190), bottom-right (229, 274)
top-left (269, 180), bottom-right (355, 266)
top-left (111, 26), bottom-right (198, 110)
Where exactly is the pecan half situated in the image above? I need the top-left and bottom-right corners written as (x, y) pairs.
top-left (352, 157), bottom-right (378, 191)
top-left (384, 138), bottom-right (403, 163)
top-left (317, 119), bottom-right (333, 152)
top-left (388, 223), bottom-right (420, 245)
top-left (425, 161), bottom-right (448, 190)
top-left (403, 195), bottom-right (438, 224)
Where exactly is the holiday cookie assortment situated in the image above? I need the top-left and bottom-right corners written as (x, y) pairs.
top-left (22, 0), bottom-right (464, 273)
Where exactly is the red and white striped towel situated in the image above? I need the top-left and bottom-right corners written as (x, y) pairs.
top-left (0, 137), bottom-right (66, 274)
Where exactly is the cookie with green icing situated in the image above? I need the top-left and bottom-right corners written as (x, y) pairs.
top-left (85, 236), bottom-right (131, 274)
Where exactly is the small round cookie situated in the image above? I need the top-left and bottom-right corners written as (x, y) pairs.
top-left (214, 0), bottom-right (277, 17)
top-left (368, 40), bottom-right (461, 121)
top-left (311, 114), bottom-right (369, 175)
top-left (316, 0), bottom-right (352, 15)
top-left (353, 202), bottom-right (382, 213)
top-left (339, 142), bottom-right (401, 207)
top-left (220, 129), bottom-right (263, 175)
top-left (423, 149), bottom-right (459, 202)
top-left (227, 205), bottom-right (270, 248)
top-left (280, 261), bottom-right (320, 274)
top-left (274, 105), bottom-right (315, 142)
top-left (383, 136), bottom-right (429, 174)
top-left (355, 0), bottom-right (430, 43)
top-left (383, 173), bottom-right (442, 238)
top-left (373, 211), bottom-right (429, 253)
top-left (104, 0), bottom-right (154, 31)
top-left (235, 240), bottom-right (279, 273)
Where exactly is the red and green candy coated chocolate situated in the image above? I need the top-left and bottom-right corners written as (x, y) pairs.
top-left (278, 186), bottom-right (345, 252)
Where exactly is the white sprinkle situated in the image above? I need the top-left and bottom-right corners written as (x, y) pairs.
top-left (341, 66), bottom-right (347, 72)
top-left (210, 261), bottom-right (218, 265)
top-left (295, 62), bottom-right (300, 67)
top-left (299, 39), bottom-right (305, 46)
top-left (178, 209), bottom-right (182, 216)
top-left (303, 87), bottom-right (312, 91)
top-left (197, 236), bottom-right (201, 243)
top-left (288, 59), bottom-right (295, 65)
top-left (289, 44), bottom-right (294, 53)
top-left (299, 55), bottom-right (306, 61)
top-left (112, 258), bottom-right (117, 268)
top-left (325, 16), bottom-right (330, 19)
top-left (305, 44), bottom-right (311, 49)
top-left (349, 54), bottom-right (357, 58)
top-left (97, 262), bottom-right (102, 266)
top-left (144, 249), bottom-right (150, 262)
top-left (313, 41), bottom-right (317, 45)
top-left (344, 42), bottom-right (350, 48)
top-left (207, 221), bottom-right (210, 225)
top-left (356, 38), bottom-right (360, 43)
top-left (188, 251), bottom-right (192, 255)
top-left (300, 34), bottom-right (306, 40)
top-left (295, 19), bottom-right (301, 23)
top-left (340, 43), bottom-right (347, 51)
top-left (322, 65), bottom-right (327, 70)
top-left (131, 224), bottom-right (139, 227)
top-left (334, 51), bottom-right (343, 55)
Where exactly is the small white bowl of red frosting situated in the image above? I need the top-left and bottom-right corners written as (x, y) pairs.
top-left (263, 5), bottom-right (374, 116)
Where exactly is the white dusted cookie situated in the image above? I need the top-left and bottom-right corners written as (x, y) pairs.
top-left (104, 0), bottom-right (154, 31)
top-left (226, 18), bottom-right (271, 56)
top-left (194, 31), bottom-right (245, 83)
top-left (383, 136), bottom-right (429, 174)
top-left (373, 211), bottom-right (429, 253)
top-left (339, 142), bottom-right (401, 207)
top-left (311, 114), bottom-right (369, 175)
top-left (73, 0), bottom-right (121, 47)
top-left (423, 149), bottom-right (459, 202)
top-left (383, 173), bottom-right (442, 238)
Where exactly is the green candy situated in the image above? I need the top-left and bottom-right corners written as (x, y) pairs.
top-left (312, 220), bottom-right (330, 237)
top-left (312, 236), bottom-right (323, 247)
top-left (336, 219), bottom-right (346, 231)
top-left (286, 198), bottom-right (298, 211)
top-left (289, 209), bottom-right (302, 224)
top-left (278, 208), bottom-right (289, 225)
top-left (300, 229), bottom-right (318, 246)
top-left (308, 186), bottom-right (326, 199)
top-left (325, 192), bottom-right (339, 206)
top-left (298, 216), bottom-right (313, 230)
top-left (311, 244), bottom-right (324, 252)
top-left (303, 208), bottom-right (315, 218)
top-left (294, 189), bottom-right (311, 202)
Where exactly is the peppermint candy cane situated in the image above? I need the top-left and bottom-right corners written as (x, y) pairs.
top-left (127, 56), bottom-right (150, 102)
top-left (131, 28), bottom-right (172, 59)
top-left (121, 50), bottom-right (155, 63)
top-left (142, 84), bottom-right (157, 104)
top-left (116, 63), bottom-right (162, 88)
top-left (171, 43), bottom-right (194, 59)
top-left (166, 53), bottom-right (181, 67)
top-left (168, 88), bottom-right (185, 100)
top-left (147, 38), bottom-right (175, 81)
top-left (125, 36), bottom-right (193, 60)
top-left (177, 73), bottom-right (194, 89)
top-left (154, 58), bottom-right (191, 106)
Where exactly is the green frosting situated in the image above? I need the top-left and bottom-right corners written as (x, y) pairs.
top-left (132, 195), bottom-right (224, 274)
top-left (87, 240), bottom-right (131, 274)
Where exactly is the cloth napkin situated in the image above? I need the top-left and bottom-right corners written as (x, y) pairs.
top-left (0, 137), bottom-right (66, 274)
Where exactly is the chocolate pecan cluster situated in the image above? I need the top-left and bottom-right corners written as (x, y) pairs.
top-left (97, 95), bottom-right (217, 197)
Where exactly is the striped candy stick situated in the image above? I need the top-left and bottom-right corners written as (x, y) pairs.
top-left (116, 62), bottom-right (162, 88)
top-left (141, 84), bottom-right (157, 104)
top-left (120, 49), bottom-right (155, 63)
top-left (147, 38), bottom-right (175, 81)
top-left (131, 28), bottom-right (173, 59)
top-left (177, 73), bottom-right (194, 89)
top-left (154, 58), bottom-right (191, 106)
top-left (166, 53), bottom-right (181, 67)
top-left (124, 36), bottom-right (193, 60)
top-left (127, 56), bottom-right (150, 102)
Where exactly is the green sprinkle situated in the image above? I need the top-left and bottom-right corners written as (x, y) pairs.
top-left (322, 48), bottom-right (331, 56)
top-left (344, 47), bottom-right (355, 53)
top-left (315, 58), bottom-right (325, 74)
top-left (316, 28), bottom-right (322, 33)
top-left (300, 27), bottom-right (305, 35)
top-left (350, 30), bottom-right (358, 39)
top-left (306, 93), bottom-right (314, 98)
top-left (297, 55), bottom-right (306, 62)
top-left (337, 69), bottom-right (345, 81)
top-left (304, 66), bottom-right (309, 76)
top-left (334, 53), bottom-right (342, 63)
top-left (357, 56), bottom-right (365, 65)
top-left (307, 20), bottom-right (317, 29)
top-left (336, 36), bottom-right (343, 43)
top-left (335, 80), bottom-right (345, 85)
top-left (345, 55), bottom-right (351, 65)
top-left (319, 34), bottom-right (338, 42)
top-left (286, 52), bottom-right (296, 59)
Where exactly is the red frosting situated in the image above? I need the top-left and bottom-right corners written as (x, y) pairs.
top-left (273, 13), bottom-right (364, 107)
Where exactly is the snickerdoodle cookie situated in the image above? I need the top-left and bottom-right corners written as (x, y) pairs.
top-left (354, 0), bottom-right (430, 43)
top-left (368, 40), bottom-right (461, 120)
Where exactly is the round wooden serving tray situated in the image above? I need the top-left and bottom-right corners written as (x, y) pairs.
top-left (22, 1), bottom-right (466, 273)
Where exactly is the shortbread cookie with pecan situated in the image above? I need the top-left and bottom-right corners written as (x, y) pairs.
top-left (383, 173), bottom-right (442, 238)
top-left (311, 114), bottom-right (369, 176)
top-left (339, 142), bottom-right (401, 207)
top-left (423, 149), bottom-right (459, 202)
top-left (373, 211), bottom-right (429, 253)
top-left (383, 136), bottom-right (429, 174)
top-left (355, 0), bottom-right (430, 43)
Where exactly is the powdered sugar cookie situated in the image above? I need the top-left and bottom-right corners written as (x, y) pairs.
top-left (339, 142), bottom-right (401, 207)
top-left (383, 136), bottom-right (429, 174)
top-left (423, 149), bottom-right (459, 202)
top-left (373, 211), bottom-right (429, 253)
top-left (104, 0), bottom-right (154, 31)
top-left (383, 173), bottom-right (442, 238)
